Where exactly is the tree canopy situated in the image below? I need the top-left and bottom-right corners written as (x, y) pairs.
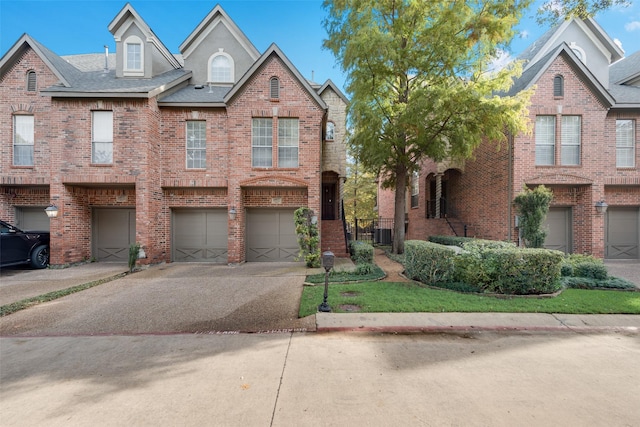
top-left (536, 0), bottom-right (631, 25)
top-left (323, 0), bottom-right (532, 253)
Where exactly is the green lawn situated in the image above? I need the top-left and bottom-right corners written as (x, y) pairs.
top-left (299, 281), bottom-right (640, 317)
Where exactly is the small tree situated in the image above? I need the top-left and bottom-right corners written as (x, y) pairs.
top-left (294, 207), bottom-right (321, 268)
top-left (514, 185), bottom-right (553, 248)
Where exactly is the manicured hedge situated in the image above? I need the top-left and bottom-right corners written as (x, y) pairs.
top-left (429, 235), bottom-right (515, 250)
top-left (404, 240), bottom-right (458, 285)
top-left (350, 241), bottom-right (374, 264)
top-left (454, 246), bottom-right (564, 295)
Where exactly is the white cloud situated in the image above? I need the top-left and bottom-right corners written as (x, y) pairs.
top-left (624, 21), bottom-right (640, 32)
top-left (519, 30), bottom-right (530, 39)
top-left (488, 49), bottom-right (512, 73)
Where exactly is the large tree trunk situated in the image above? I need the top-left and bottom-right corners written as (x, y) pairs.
top-left (392, 164), bottom-right (407, 254)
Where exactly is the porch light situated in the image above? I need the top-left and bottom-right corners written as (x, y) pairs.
top-left (229, 207), bottom-right (237, 221)
top-left (595, 200), bottom-right (608, 214)
top-left (45, 205), bottom-right (59, 218)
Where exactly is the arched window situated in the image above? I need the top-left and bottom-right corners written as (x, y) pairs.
top-left (569, 42), bottom-right (586, 64)
top-left (270, 77), bottom-right (280, 99)
top-left (26, 70), bottom-right (36, 91)
top-left (123, 35), bottom-right (144, 75)
top-left (209, 51), bottom-right (233, 83)
top-left (553, 75), bottom-right (564, 97)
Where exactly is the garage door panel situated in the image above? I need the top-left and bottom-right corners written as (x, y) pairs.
top-left (606, 208), bottom-right (639, 260)
top-left (16, 207), bottom-right (50, 231)
top-left (173, 210), bottom-right (227, 263)
top-left (246, 209), bottom-right (297, 262)
top-left (93, 209), bottom-right (135, 262)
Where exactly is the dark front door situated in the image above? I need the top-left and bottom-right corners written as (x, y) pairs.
top-left (322, 183), bottom-right (336, 220)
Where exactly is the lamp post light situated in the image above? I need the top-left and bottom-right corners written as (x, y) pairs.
top-left (318, 251), bottom-right (335, 313)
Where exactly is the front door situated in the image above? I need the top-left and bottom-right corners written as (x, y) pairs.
top-left (322, 183), bottom-right (336, 220)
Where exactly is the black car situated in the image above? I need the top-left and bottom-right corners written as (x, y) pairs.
top-left (0, 220), bottom-right (50, 269)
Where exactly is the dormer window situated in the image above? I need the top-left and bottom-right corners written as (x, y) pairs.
top-left (26, 70), bottom-right (36, 92)
top-left (124, 35), bottom-right (144, 76)
top-left (209, 50), bottom-right (233, 83)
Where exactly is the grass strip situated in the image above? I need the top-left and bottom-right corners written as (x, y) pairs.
top-left (299, 281), bottom-right (640, 317)
top-left (0, 272), bottom-right (128, 317)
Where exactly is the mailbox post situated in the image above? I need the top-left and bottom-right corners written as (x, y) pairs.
top-left (318, 251), bottom-right (335, 312)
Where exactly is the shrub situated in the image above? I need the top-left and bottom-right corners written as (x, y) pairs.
top-left (562, 276), bottom-right (637, 290)
top-left (428, 235), bottom-right (475, 247)
top-left (455, 246), bottom-right (564, 295)
top-left (428, 236), bottom-right (515, 250)
top-left (573, 262), bottom-right (608, 280)
top-left (350, 241), bottom-right (374, 264)
top-left (513, 185), bottom-right (553, 248)
top-left (294, 207), bottom-right (320, 268)
top-left (404, 240), bottom-right (457, 285)
top-left (355, 262), bottom-right (377, 275)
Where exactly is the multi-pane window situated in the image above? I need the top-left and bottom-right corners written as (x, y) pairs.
top-left (186, 121), bottom-right (206, 169)
top-left (92, 111), bottom-right (113, 164)
top-left (126, 43), bottom-right (141, 70)
top-left (210, 54), bottom-right (232, 82)
top-left (13, 115), bottom-right (34, 166)
top-left (535, 116), bottom-right (556, 165)
top-left (617, 119), bottom-right (635, 168)
top-left (411, 171), bottom-right (419, 208)
top-left (252, 118), bottom-right (273, 167)
top-left (278, 118), bottom-right (299, 167)
top-left (561, 116), bottom-right (581, 165)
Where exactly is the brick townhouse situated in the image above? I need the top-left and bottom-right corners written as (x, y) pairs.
top-left (380, 17), bottom-right (640, 260)
top-left (0, 3), bottom-right (348, 265)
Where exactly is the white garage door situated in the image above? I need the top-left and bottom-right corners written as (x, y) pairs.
top-left (543, 207), bottom-right (572, 253)
top-left (246, 209), bottom-right (298, 262)
top-left (606, 207), bottom-right (639, 260)
top-left (15, 207), bottom-right (50, 231)
top-left (172, 209), bottom-right (228, 262)
top-left (93, 208), bottom-right (136, 262)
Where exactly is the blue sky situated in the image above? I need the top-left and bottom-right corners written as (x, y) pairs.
top-left (1, 0), bottom-right (639, 94)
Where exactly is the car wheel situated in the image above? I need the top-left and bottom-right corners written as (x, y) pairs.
top-left (30, 245), bottom-right (49, 269)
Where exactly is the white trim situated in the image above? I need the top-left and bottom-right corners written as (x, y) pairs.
top-left (123, 35), bottom-right (144, 76)
top-left (208, 50), bottom-right (234, 83)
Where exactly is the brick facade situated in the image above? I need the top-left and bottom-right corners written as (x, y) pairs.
top-left (0, 4), bottom-right (347, 266)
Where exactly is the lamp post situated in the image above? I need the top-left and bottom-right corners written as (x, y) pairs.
top-left (318, 251), bottom-right (335, 312)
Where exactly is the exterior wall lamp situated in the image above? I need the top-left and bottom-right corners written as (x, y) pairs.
top-left (45, 205), bottom-right (59, 218)
top-left (595, 200), bottom-right (608, 214)
top-left (229, 207), bottom-right (237, 221)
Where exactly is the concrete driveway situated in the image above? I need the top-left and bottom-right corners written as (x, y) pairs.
top-left (0, 262), bottom-right (316, 336)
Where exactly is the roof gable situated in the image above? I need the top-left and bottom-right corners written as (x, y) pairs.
top-left (179, 5), bottom-right (259, 61)
top-left (108, 3), bottom-right (181, 71)
top-left (224, 43), bottom-right (326, 110)
top-left (318, 79), bottom-right (349, 105)
top-left (0, 34), bottom-right (80, 87)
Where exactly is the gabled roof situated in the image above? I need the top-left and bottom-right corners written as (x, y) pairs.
top-left (318, 79), bottom-right (349, 105)
top-left (179, 4), bottom-right (259, 60)
top-left (508, 43), bottom-right (615, 107)
top-left (108, 2), bottom-right (181, 69)
top-left (224, 43), bottom-right (327, 110)
top-left (611, 50), bottom-right (640, 86)
top-left (0, 34), bottom-right (82, 87)
top-left (519, 18), bottom-right (623, 72)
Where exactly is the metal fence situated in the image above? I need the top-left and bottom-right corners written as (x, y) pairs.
top-left (346, 218), bottom-right (395, 245)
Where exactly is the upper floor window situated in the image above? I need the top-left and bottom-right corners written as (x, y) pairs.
top-left (26, 70), bottom-right (36, 92)
top-left (252, 118), bottom-right (273, 167)
top-left (616, 119), bottom-right (636, 168)
top-left (569, 42), bottom-right (586, 64)
top-left (270, 77), bottom-right (280, 99)
top-left (278, 118), bottom-right (299, 168)
top-left (124, 36), bottom-right (144, 75)
top-left (561, 116), bottom-right (581, 165)
top-left (13, 115), bottom-right (34, 166)
top-left (186, 121), bottom-right (206, 169)
top-left (92, 111), bottom-right (113, 164)
top-left (411, 171), bottom-right (419, 208)
top-left (535, 115), bottom-right (582, 166)
top-left (209, 51), bottom-right (233, 83)
top-left (535, 116), bottom-right (556, 165)
top-left (553, 75), bottom-right (564, 97)
top-left (326, 121), bottom-right (335, 141)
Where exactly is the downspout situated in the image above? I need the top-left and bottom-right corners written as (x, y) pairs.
top-left (507, 132), bottom-right (514, 242)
